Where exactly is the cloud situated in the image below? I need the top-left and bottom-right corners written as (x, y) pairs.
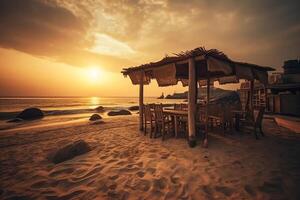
top-left (86, 0), bottom-right (300, 67)
top-left (89, 34), bottom-right (136, 57)
top-left (0, 0), bottom-right (88, 56)
top-left (0, 0), bottom-right (135, 71)
top-left (0, 0), bottom-right (299, 71)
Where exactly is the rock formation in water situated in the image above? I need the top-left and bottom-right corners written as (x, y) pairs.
top-left (95, 106), bottom-right (105, 112)
top-left (128, 106), bottom-right (139, 111)
top-left (89, 114), bottom-right (102, 121)
top-left (107, 110), bottom-right (131, 116)
top-left (16, 107), bottom-right (44, 120)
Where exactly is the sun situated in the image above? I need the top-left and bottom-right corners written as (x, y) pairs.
top-left (87, 67), bottom-right (102, 81)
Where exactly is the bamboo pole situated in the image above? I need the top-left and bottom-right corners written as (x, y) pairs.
top-left (139, 72), bottom-right (144, 131)
top-left (188, 58), bottom-right (197, 148)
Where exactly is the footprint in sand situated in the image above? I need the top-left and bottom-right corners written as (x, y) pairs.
top-left (232, 160), bottom-right (243, 168)
top-left (31, 180), bottom-right (49, 189)
top-left (107, 182), bottom-right (117, 190)
top-left (71, 166), bottom-right (104, 183)
top-left (125, 178), bottom-right (151, 192)
top-left (178, 184), bottom-right (190, 199)
top-left (107, 189), bottom-right (129, 200)
top-left (137, 179), bottom-right (151, 191)
top-left (119, 151), bottom-right (130, 158)
top-left (148, 153), bottom-right (158, 158)
top-left (170, 163), bottom-right (177, 169)
top-left (200, 185), bottom-right (213, 198)
top-left (59, 190), bottom-right (85, 199)
top-left (170, 175), bottom-right (180, 185)
top-left (215, 185), bottom-right (234, 196)
top-left (146, 167), bottom-right (156, 174)
top-left (136, 161), bottom-right (143, 168)
top-left (116, 160), bottom-right (127, 166)
top-left (160, 153), bottom-right (170, 159)
top-left (119, 165), bottom-right (140, 173)
top-left (258, 181), bottom-right (284, 194)
top-left (136, 171), bottom-right (145, 178)
top-left (49, 167), bottom-right (74, 177)
top-left (106, 158), bottom-right (118, 164)
top-left (152, 177), bottom-right (167, 191)
top-left (97, 179), bottom-right (109, 192)
top-left (109, 174), bottom-right (119, 180)
top-left (244, 184), bottom-right (256, 197)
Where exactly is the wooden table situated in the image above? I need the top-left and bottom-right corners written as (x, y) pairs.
top-left (163, 109), bottom-right (188, 138)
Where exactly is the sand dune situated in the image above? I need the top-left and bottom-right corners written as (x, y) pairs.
top-left (0, 116), bottom-right (300, 199)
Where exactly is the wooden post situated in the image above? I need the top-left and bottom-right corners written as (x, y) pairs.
top-left (249, 80), bottom-right (254, 118)
top-left (188, 58), bottom-right (197, 148)
top-left (139, 72), bottom-right (144, 131)
top-left (264, 85), bottom-right (268, 111)
top-left (204, 77), bottom-right (210, 148)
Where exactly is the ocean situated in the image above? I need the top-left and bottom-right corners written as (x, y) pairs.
top-left (0, 97), bottom-right (184, 131)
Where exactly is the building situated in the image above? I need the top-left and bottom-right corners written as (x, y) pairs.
top-left (238, 59), bottom-right (300, 116)
top-left (267, 60), bottom-right (300, 116)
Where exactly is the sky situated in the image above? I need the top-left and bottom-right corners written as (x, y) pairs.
top-left (0, 0), bottom-right (299, 97)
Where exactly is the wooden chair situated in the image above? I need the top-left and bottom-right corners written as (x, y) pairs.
top-left (181, 103), bottom-right (188, 110)
top-left (196, 105), bottom-right (206, 137)
top-left (207, 104), bottom-right (235, 134)
top-left (174, 103), bottom-right (188, 137)
top-left (144, 104), bottom-right (155, 137)
top-left (174, 103), bottom-right (182, 110)
top-left (207, 104), bottom-right (222, 129)
top-left (240, 107), bottom-right (265, 139)
top-left (153, 104), bottom-right (173, 140)
top-left (221, 104), bottom-right (236, 132)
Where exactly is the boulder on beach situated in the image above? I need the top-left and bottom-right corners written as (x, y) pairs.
top-left (89, 114), bottom-right (102, 121)
top-left (128, 106), bottom-right (139, 111)
top-left (50, 140), bottom-right (91, 164)
top-left (7, 118), bottom-right (23, 123)
top-left (16, 107), bottom-right (44, 120)
top-left (107, 110), bottom-right (131, 116)
top-left (95, 106), bottom-right (104, 112)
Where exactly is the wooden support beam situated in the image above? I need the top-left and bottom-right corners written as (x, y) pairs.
top-left (249, 80), bottom-right (254, 118)
top-left (204, 77), bottom-right (210, 148)
top-left (264, 84), bottom-right (268, 111)
top-left (188, 58), bottom-right (197, 148)
top-left (139, 72), bottom-right (144, 131)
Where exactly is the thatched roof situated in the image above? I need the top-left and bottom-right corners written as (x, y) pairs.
top-left (121, 47), bottom-right (275, 86)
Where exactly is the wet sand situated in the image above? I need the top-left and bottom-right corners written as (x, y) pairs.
top-left (0, 116), bottom-right (300, 200)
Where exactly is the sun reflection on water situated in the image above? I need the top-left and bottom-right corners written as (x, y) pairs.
top-left (90, 97), bottom-right (100, 108)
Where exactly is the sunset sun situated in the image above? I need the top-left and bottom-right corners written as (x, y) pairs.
top-left (87, 67), bottom-right (102, 81)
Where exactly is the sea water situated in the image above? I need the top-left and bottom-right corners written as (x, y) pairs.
top-left (0, 97), bottom-right (184, 131)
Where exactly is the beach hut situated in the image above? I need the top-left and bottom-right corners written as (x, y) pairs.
top-left (121, 47), bottom-right (274, 147)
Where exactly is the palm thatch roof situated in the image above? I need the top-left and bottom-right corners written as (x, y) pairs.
top-left (121, 47), bottom-right (275, 86)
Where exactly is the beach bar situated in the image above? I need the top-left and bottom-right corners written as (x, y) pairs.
top-left (122, 47), bottom-right (274, 147)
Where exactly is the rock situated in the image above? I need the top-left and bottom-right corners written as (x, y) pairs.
top-left (95, 106), bottom-right (104, 112)
top-left (107, 110), bottom-right (131, 116)
top-left (128, 106), bottom-right (139, 111)
top-left (89, 114), bottom-right (102, 121)
top-left (16, 107), bottom-right (44, 120)
top-left (50, 140), bottom-right (91, 164)
top-left (7, 118), bottom-right (23, 123)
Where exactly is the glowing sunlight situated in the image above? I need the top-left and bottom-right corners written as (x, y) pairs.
top-left (87, 67), bottom-right (103, 82)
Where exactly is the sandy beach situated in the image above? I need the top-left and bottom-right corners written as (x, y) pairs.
top-left (0, 115), bottom-right (299, 200)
